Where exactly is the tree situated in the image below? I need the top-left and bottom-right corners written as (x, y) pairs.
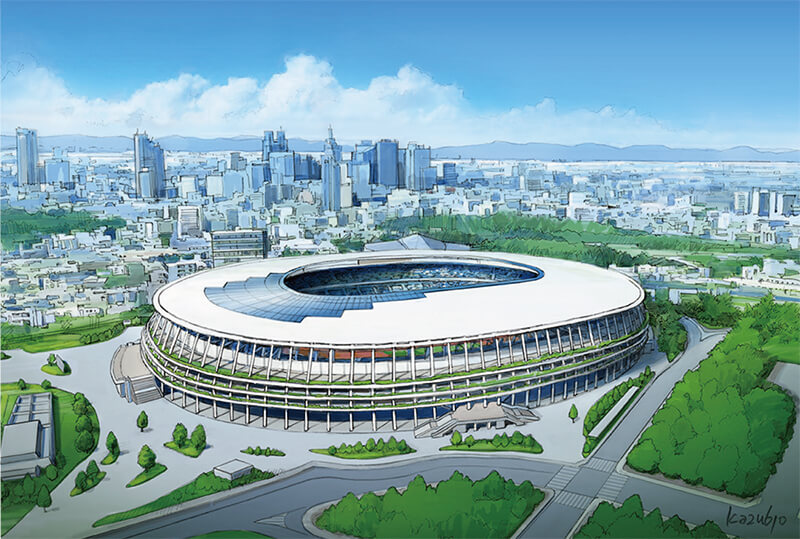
top-left (138, 445), bottom-right (156, 471)
top-left (136, 411), bottom-right (149, 432)
top-left (22, 474), bottom-right (36, 498)
top-left (17, 378), bottom-right (27, 391)
top-left (190, 424), bottom-right (206, 450)
top-left (72, 398), bottom-right (88, 417)
top-left (41, 379), bottom-right (52, 390)
top-left (86, 460), bottom-right (100, 479)
top-left (44, 465), bottom-right (58, 481)
top-left (327, 445), bottom-right (337, 456)
top-left (106, 431), bottom-right (119, 457)
top-left (75, 415), bottom-right (93, 433)
top-left (569, 404), bottom-right (579, 423)
top-left (75, 471), bottom-right (88, 492)
top-left (366, 438), bottom-right (376, 452)
top-left (172, 423), bottom-right (188, 447)
top-left (450, 430), bottom-right (462, 446)
top-left (75, 430), bottom-right (94, 453)
top-left (36, 485), bottom-right (52, 512)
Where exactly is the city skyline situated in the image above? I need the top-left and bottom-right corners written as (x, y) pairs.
top-left (2, 1), bottom-right (798, 149)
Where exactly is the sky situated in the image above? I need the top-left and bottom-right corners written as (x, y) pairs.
top-left (2, 0), bottom-right (798, 148)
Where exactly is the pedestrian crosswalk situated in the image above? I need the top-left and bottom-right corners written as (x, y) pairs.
top-left (546, 465), bottom-right (580, 490)
top-left (597, 473), bottom-right (628, 502)
top-left (553, 490), bottom-right (594, 510)
top-left (584, 457), bottom-right (617, 473)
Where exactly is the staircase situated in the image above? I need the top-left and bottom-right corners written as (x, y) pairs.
top-left (130, 375), bottom-right (162, 404)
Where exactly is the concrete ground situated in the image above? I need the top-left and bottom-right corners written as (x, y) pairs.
top-left (1, 327), bottom-right (669, 538)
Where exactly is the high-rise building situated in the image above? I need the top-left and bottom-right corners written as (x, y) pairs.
top-left (262, 129), bottom-right (288, 161)
top-left (269, 152), bottom-right (296, 186)
top-left (321, 157), bottom-right (341, 212)
top-left (230, 152), bottom-right (246, 171)
top-left (733, 191), bottom-right (749, 215)
top-left (44, 158), bottom-right (70, 185)
top-left (403, 143), bottom-right (435, 191)
top-left (133, 131), bottom-right (166, 198)
top-left (177, 205), bottom-right (203, 238)
top-left (442, 162), bottom-right (458, 186)
top-left (375, 139), bottom-right (399, 188)
top-left (16, 127), bottom-right (39, 185)
top-left (211, 229), bottom-right (270, 266)
top-left (323, 126), bottom-right (342, 161)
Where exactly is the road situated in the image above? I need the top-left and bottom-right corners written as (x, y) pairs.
top-left (93, 319), bottom-right (800, 539)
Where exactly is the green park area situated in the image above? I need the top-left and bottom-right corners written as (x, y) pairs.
top-left (1, 207), bottom-right (126, 251)
top-left (582, 368), bottom-right (654, 457)
top-left (94, 468), bottom-right (274, 527)
top-left (1, 383), bottom-right (100, 534)
top-left (312, 436), bottom-right (414, 459)
top-left (69, 460), bottom-right (106, 497)
top-left (316, 470), bottom-right (545, 538)
top-left (0, 304), bottom-right (154, 353)
top-left (627, 295), bottom-right (798, 498)
top-left (575, 494), bottom-right (726, 538)
top-left (440, 430), bottom-right (543, 454)
top-left (241, 446), bottom-right (285, 457)
top-left (381, 213), bottom-right (800, 270)
top-left (102, 262), bottom-right (147, 289)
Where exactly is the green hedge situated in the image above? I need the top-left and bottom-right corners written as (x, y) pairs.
top-left (576, 494), bottom-right (726, 538)
top-left (316, 470), bottom-right (545, 538)
top-left (627, 295), bottom-right (797, 498)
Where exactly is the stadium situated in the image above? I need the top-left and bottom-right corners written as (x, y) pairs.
top-left (140, 251), bottom-right (648, 433)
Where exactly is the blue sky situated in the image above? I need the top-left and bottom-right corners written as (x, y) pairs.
top-left (2, 0), bottom-right (798, 148)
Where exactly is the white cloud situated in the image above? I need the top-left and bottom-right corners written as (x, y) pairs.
top-left (1, 54), bottom-right (795, 148)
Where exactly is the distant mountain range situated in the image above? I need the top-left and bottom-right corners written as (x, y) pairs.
top-left (1, 134), bottom-right (797, 162)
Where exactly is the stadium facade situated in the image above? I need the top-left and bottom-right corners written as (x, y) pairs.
top-left (141, 251), bottom-right (648, 431)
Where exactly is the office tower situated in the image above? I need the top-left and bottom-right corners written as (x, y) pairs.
top-left (249, 162), bottom-right (269, 190)
top-left (262, 129), bottom-right (288, 161)
top-left (323, 126), bottom-right (342, 161)
top-left (758, 191), bottom-right (770, 217)
top-left (211, 229), bottom-right (270, 266)
top-left (178, 175), bottom-right (198, 198)
top-left (782, 194), bottom-right (797, 216)
top-left (44, 158), bottom-right (70, 184)
top-left (16, 127), bottom-right (39, 185)
top-left (177, 205), bottom-right (203, 238)
top-left (442, 162), bottom-right (458, 186)
top-left (404, 143), bottom-right (435, 191)
top-left (133, 131), bottom-right (166, 198)
top-left (321, 156), bottom-right (341, 211)
top-left (733, 191), bottom-right (749, 215)
top-left (222, 170), bottom-right (246, 197)
top-left (230, 152), bottom-right (246, 171)
top-left (269, 152), bottom-right (296, 186)
top-left (375, 139), bottom-right (399, 188)
top-left (206, 174), bottom-right (224, 197)
top-left (294, 154), bottom-right (320, 180)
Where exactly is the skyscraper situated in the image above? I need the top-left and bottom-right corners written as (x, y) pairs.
top-left (262, 129), bottom-right (288, 161)
top-left (404, 143), bottom-right (435, 191)
top-left (321, 127), bottom-right (342, 211)
top-left (376, 139), bottom-right (399, 188)
top-left (16, 127), bottom-right (39, 185)
top-left (133, 131), bottom-right (166, 198)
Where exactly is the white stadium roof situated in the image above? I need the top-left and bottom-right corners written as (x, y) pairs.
top-left (154, 250), bottom-right (644, 347)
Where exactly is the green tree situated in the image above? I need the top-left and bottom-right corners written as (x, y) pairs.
top-left (17, 378), bottom-right (27, 391)
top-left (138, 445), bottom-right (156, 471)
top-left (75, 471), bottom-right (88, 492)
top-left (22, 474), bottom-right (36, 498)
top-left (366, 438), bottom-right (376, 452)
top-left (172, 423), bottom-right (188, 447)
top-left (569, 404), bottom-right (579, 423)
top-left (106, 431), bottom-right (119, 457)
top-left (86, 460), bottom-right (100, 479)
top-left (41, 379), bottom-right (52, 389)
top-left (511, 431), bottom-right (524, 446)
top-left (75, 415), bottom-right (93, 433)
top-left (44, 465), bottom-right (58, 481)
top-left (327, 445), bottom-right (337, 456)
top-left (75, 430), bottom-right (94, 453)
top-left (72, 398), bottom-right (88, 417)
top-left (450, 430), bottom-right (462, 446)
top-left (36, 485), bottom-right (52, 512)
top-left (136, 411), bottom-right (148, 432)
top-left (464, 435), bottom-right (475, 447)
top-left (190, 424), bottom-right (206, 450)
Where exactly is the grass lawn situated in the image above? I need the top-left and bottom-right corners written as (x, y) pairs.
top-left (191, 532), bottom-right (273, 539)
top-left (70, 471), bottom-right (107, 496)
top-left (41, 364), bottom-right (70, 376)
top-left (310, 447), bottom-right (416, 459)
top-left (1, 383), bottom-right (100, 535)
top-left (95, 469), bottom-right (274, 527)
top-left (1, 305), bottom-right (153, 353)
top-left (440, 440), bottom-right (543, 454)
top-left (164, 441), bottom-right (204, 458)
top-left (126, 463), bottom-right (167, 488)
